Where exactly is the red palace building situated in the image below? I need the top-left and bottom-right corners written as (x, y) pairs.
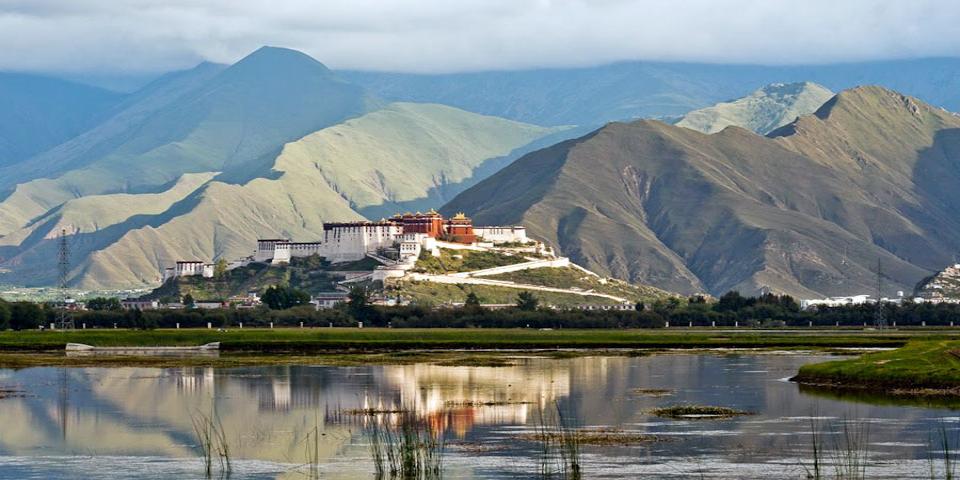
top-left (390, 209), bottom-right (476, 244)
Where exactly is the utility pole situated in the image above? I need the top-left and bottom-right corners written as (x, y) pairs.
top-left (874, 258), bottom-right (886, 330)
top-left (56, 229), bottom-right (74, 330)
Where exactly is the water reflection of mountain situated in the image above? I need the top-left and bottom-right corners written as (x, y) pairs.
top-left (0, 354), bottom-right (942, 477)
top-left (0, 360), bottom-right (577, 463)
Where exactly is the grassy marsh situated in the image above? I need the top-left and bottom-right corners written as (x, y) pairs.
top-left (793, 339), bottom-right (960, 394)
top-left (647, 404), bottom-right (754, 419)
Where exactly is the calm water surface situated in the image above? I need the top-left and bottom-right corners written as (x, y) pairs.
top-left (0, 353), bottom-right (956, 479)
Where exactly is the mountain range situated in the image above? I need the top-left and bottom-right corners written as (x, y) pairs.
top-left (0, 48), bottom-right (565, 287)
top-left (443, 86), bottom-right (960, 298)
top-left (343, 58), bottom-right (960, 127)
top-left (2, 47), bottom-right (960, 297)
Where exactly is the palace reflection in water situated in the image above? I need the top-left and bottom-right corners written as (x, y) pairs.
top-left (0, 355), bottom-right (957, 479)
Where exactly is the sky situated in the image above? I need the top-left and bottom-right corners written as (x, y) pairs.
top-left (2, 0), bottom-right (960, 74)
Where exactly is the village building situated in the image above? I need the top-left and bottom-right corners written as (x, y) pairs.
top-left (121, 299), bottom-right (160, 310)
top-left (312, 292), bottom-right (350, 310)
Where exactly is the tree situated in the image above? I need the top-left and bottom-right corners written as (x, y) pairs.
top-left (10, 302), bottom-right (43, 330)
top-left (0, 300), bottom-right (10, 330)
top-left (716, 291), bottom-right (752, 312)
top-left (214, 258), bottom-right (229, 279)
top-left (516, 291), bottom-right (539, 311)
top-left (86, 297), bottom-right (122, 311)
top-left (347, 286), bottom-right (373, 320)
top-left (463, 292), bottom-right (482, 313)
top-left (262, 285), bottom-right (310, 310)
top-left (463, 292), bottom-right (480, 308)
top-left (182, 294), bottom-right (195, 308)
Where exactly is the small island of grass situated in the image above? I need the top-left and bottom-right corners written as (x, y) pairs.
top-left (791, 339), bottom-right (960, 395)
top-left (648, 404), bottom-right (753, 419)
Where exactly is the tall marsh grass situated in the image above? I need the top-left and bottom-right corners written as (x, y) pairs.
top-left (190, 409), bottom-right (232, 478)
top-left (365, 411), bottom-right (444, 480)
top-left (534, 402), bottom-right (582, 480)
top-left (929, 421), bottom-right (958, 480)
top-left (804, 417), bottom-right (869, 480)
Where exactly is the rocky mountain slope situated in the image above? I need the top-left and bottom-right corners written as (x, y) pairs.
top-left (914, 263), bottom-right (960, 301)
top-left (443, 86), bottom-right (960, 298)
top-left (676, 82), bottom-right (833, 134)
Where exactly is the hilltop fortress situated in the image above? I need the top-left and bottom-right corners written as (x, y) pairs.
top-left (163, 210), bottom-right (531, 282)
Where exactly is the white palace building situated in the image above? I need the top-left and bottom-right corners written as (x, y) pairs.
top-left (163, 211), bottom-right (529, 282)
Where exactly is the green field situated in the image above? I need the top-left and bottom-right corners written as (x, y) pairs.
top-left (0, 328), bottom-right (924, 352)
top-left (2, 328), bottom-right (958, 374)
top-left (793, 339), bottom-right (960, 393)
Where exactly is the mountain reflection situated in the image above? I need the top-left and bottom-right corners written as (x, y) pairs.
top-left (0, 359), bottom-right (574, 464)
top-left (0, 354), bottom-right (948, 480)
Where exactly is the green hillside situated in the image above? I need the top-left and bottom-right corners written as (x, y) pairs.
top-left (0, 99), bottom-right (561, 288)
top-left (270, 102), bottom-right (565, 219)
top-left (675, 82), bottom-right (833, 134)
top-left (146, 255), bottom-right (380, 301)
top-left (389, 280), bottom-right (622, 307)
top-left (485, 266), bottom-right (674, 301)
top-left (443, 86), bottom-right (960, 298)
top-left (0, 47), bottom-right (374, 237)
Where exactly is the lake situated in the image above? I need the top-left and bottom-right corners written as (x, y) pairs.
top-left (0, 352), bottom-right (956, 479)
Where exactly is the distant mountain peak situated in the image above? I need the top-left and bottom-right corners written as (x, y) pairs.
top-left (814, 85), bottom-right (929, 121)
top-left (224, 46), bottom-right (332, 78)
top-left (676, 81), bottom-right (834, 135)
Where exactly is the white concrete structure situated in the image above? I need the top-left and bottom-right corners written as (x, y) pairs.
top-left (800, 294), bottom-right (871, 310)
top-left (474, 226), bottom-right (528, 244)
top-left (164, 260), bottom-right (215, 282)
top-left (318, 221), bottom-right (403, 262)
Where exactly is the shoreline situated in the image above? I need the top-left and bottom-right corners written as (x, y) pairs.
top-left (0, 327), bottom-right (930, 369)
top-left (0, 345), bottom-right (848, 369)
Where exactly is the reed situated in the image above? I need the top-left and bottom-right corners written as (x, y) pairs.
top-left (929, 421), bottom-right (958, 480)
top-left (190, 409), bottom-right (232, 478)
top-left (804, 417), bottom-right (824, 480)
top-left (365, 410), bottom-right (444, 479)
top-left (803, 417), bottom-right (869, 480)
top-left (830, 421), bottom-right (868, 479)
top-left (534, 402), bottom-right (582, 480)
top-left (302, 409), bottom-right (322, 480)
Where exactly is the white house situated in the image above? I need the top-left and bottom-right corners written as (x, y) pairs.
top-left (312, 292), bottom-right (349, 310)
top-left (474, 226), bottom-right (528, 244)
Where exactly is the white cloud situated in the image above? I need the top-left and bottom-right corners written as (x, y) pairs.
top-left (1, 0), bottom-right (959, 74)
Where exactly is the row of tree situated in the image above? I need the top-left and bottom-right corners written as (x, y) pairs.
top-left (4, 290), bottom-right (960, 330)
